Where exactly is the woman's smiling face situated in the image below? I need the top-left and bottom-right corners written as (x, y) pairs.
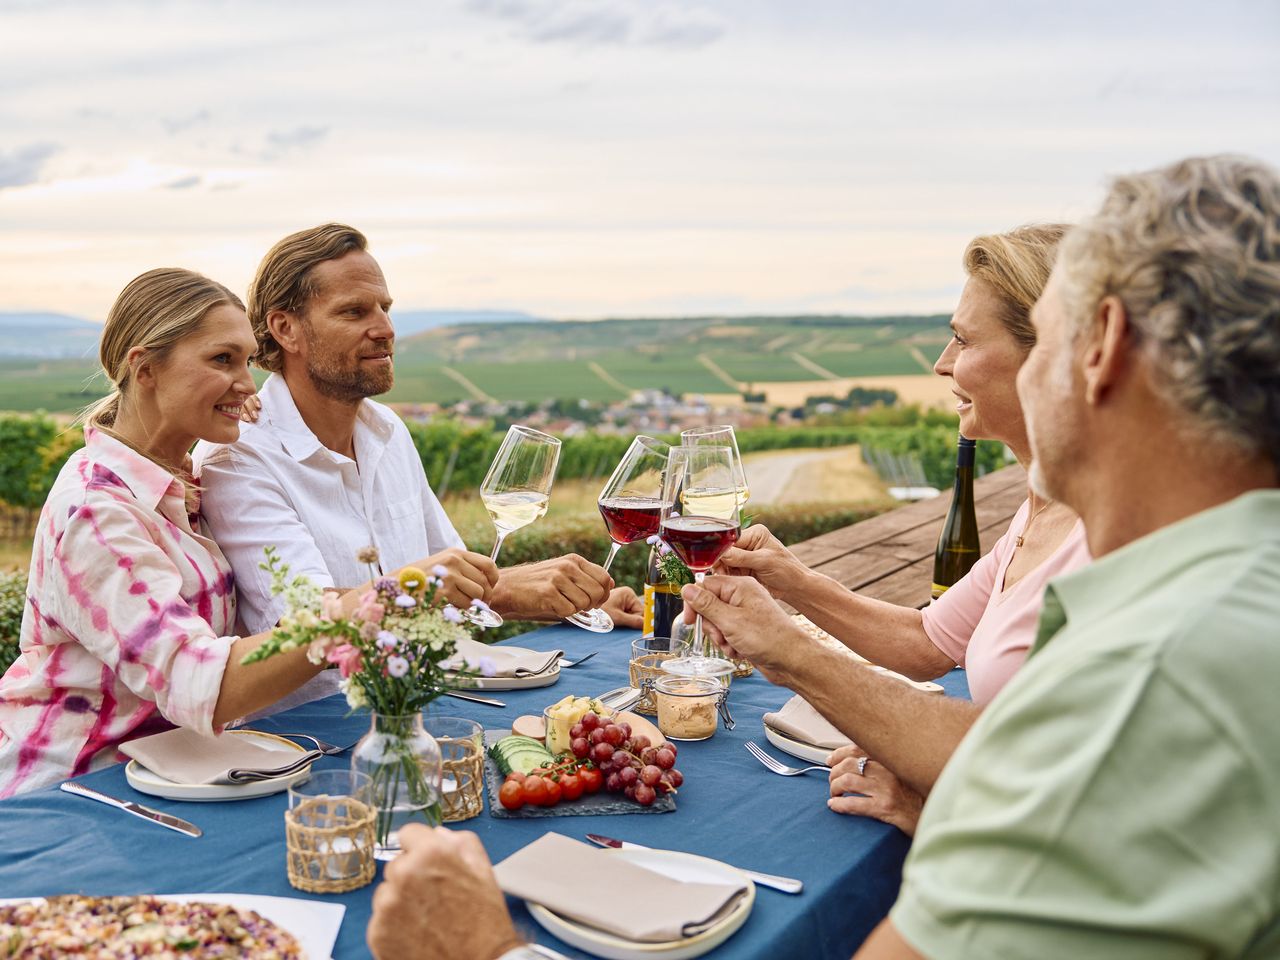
top-left (933, 277), bottom-right (1031, 449)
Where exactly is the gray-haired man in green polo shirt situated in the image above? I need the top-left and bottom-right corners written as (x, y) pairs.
top-left (681, 154), bottom-right (1280, 959)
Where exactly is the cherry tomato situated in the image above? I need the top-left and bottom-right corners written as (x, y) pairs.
top-left (520, 775), bottom-right (548, 806)
top-left (559, 772), bottom-right (584, 801)
top-left (499, 780), bottom-right (525, 810)
top-left (504, 770), bottom-right (526, 784)
top-left (542, 777), bottom-right (563, 806)
top-left (579, 767), bottom-right (603, 794)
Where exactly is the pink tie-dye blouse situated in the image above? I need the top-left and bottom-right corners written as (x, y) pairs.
top-left (0, 428), bottom-right (236, 797)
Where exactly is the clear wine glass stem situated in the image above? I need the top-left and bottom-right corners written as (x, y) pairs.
top-left (601, 541), bottom-right (622, 574)
top-left (693, 570), bottom-right (707, 658)
top-left (489, 530), bottom-right (508, 562)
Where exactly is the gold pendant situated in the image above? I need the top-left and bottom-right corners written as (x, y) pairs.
top-left (1015, 535), bottom-right (1025, 547)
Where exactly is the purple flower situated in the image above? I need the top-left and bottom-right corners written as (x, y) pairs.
top-left (387, 655), bottom-right (410, 678)
top-left (645, 534), bottom-right (660, 546)
top-left (470, 598), bottom-right (491, 612)
top-left (432, 564), bottom-right (449, 579)
top-left (478, 656), bottom-right (497, 678)
top-left (376, 631), bottom-right (399, 650)
top-left (442, 604), bottom-right (463, 624)
top-left (373, 577), bottom-right (401, 594)
top-left (394, 594), bottom-right (417, 609)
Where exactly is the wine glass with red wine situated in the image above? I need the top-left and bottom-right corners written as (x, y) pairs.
top-left (566, 435), bottom-right (672, 633)
top-left (659, 444), bottom-right (740, 677)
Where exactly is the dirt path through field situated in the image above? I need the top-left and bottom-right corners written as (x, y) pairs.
top-left (743, 445), bottom-right (889, 505)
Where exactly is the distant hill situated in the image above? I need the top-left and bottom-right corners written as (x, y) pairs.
top-left (0, 308), bottom-right (543, 360)
top-left (389, 310), bottom-right (542, 337)
top-left (0, 313), bottom-right (102, 359)
top-left (0, 312), bottom-right (952, 412)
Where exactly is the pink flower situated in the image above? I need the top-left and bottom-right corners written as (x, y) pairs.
top-left (353, 590), bottom-right (385, 624)
top-left (307, 635), bottom-right (338, 662)
top-left (386, 655), bottom-right (410, 678)
top-left (320, 591), bottom-right (344, 621)
top-left (326, 644), bottom-right (363, 679)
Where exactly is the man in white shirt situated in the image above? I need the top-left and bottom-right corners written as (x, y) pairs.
top-left (195, 223), bottom-right (640, 710)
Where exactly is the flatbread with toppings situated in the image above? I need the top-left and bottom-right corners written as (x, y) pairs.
top-left (0, 895), bottom-right (303, 958)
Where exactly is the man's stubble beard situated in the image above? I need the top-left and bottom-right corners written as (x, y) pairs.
top-left (301, 321), bottom-right (394, 402)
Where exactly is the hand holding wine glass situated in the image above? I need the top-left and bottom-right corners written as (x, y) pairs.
top-left (566, 435), bottom-right (672, 633)
top-left (660, 444), bottom-right (740, 676)
top-left (469, 425), bottom-right (561, 628)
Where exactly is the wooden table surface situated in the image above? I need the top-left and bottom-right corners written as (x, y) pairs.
top-left (788, 463), bottom-right (1028, 608)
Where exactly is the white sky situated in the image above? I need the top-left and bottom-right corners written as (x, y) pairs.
top-left (1, 0), bottom-right (1277, 320)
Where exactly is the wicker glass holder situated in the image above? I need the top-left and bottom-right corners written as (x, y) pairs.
top-left (732, 658), bottom-right (755, 678)
top-left (629, 636), bottom-right (684, 715)
top-left (425, 716), bottom-right (485, 822)
top-left (285, 794), bottom-right (376, 893)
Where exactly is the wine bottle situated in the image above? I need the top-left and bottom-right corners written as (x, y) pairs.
top-left (931, 435), bottom-right (980, 599)
top-left (642, 544), bottom-right (680, 645)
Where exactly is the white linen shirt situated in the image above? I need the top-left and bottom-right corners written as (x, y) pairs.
top-left (193, 373), bottom-right (463, 711)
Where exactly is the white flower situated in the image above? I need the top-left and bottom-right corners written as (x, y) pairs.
top-left (340, 676), bottom-right (369, 711)
top-left (470, 598), bottom-right (491, 612)
top-left (442, 605), bottom-right (463, 624)
top-left (432, 564), bottom-right (449, 579)
top-left (478, 656), bottom-right (497, 678)
top-left (394, 594), bottom-right (417, 609)
top-left (387, 655), bottom-right (410, 678)
top-left (376, 630), bottom-right (399, 650)
top-left (294, 609), bottom-right (318, 629)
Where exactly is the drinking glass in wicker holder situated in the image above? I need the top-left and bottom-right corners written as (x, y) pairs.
top-left (628, 636), bottom-right (685, 715)
top-left (424, 716), bottom-right (485, 822)
top-left (285, 770), bottom-right (376, 894)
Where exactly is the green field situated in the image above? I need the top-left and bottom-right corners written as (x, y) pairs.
top-left (0, 314), bottom-right (950, 413)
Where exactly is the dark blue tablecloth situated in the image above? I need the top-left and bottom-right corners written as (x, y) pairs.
top-left (0, 625), bottom-right (968, 959)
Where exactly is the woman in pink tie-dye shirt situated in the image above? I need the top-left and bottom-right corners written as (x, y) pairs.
top-left (0, 269), bottom-right (392, 796)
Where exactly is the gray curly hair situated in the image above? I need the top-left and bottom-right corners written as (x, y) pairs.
top-left (1059, 154), bottom-right (1280, 467)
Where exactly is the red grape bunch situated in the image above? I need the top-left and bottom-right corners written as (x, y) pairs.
top-left (571, 710), bottom-right (683, 807)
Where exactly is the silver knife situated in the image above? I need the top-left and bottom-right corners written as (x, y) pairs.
top-left (60, 781), bottom-right (202, 838)
top-left (585, 833), bottom-right (803, 894)
top-left (444, 690), bottom-right (507, 707)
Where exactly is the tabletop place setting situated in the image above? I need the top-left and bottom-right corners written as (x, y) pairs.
top-left (9, 423), bottom-right (961, 960)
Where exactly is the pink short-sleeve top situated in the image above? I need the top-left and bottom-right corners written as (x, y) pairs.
top-left (920, 499), bottom-right (1091, 705)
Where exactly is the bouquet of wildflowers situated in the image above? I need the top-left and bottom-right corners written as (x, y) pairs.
top-left (241, 546), bottom-right (494, 713)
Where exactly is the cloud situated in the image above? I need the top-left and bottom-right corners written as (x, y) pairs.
top-left (466, 0), bottom-right (724, 49)
top-left (162, 109), bottom-right (211, 135)
top-left (163, 174), bottom-right (202, 190)
top-left (262, 124), bottom-right (330, 158)
top-left (0, 142), bottom-right (60, 190)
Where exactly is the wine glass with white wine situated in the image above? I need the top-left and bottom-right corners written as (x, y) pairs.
top-left (680, 425), bottom-right (749, 509)
top-left (468, 425), bottom-right (561, 629)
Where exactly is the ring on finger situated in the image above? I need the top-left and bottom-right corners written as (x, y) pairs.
top-left (857, 756), bottom-right (869, 775)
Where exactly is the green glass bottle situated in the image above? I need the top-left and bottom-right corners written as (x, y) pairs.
top-left (931, 435), bottom-right (980, 599)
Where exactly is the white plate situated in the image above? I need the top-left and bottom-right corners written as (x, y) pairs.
top-left (763, 723), bottom-right (835, 767)
top-left (451, 663), bottom-right (560, 691)
top-left (125, 731), bottom-right (314, 802)
top-left (526, 847), bottom-right (754, 960)
top-left (0, 893), bottom-right (343, 960)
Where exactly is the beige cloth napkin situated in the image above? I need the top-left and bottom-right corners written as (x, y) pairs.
top-left (445, 637), bottom-right (561, 678)
top-left (120, 727), bottom-right (320, 785)
top-left (493, 833), bottom-right (748, 943)
top-left (762, 694), bottom-right (852, 751)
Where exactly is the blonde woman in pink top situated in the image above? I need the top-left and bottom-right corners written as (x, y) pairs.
top-left (715, 224), bottom-right (1089, 835)
top-left (0, 269), bottom-right (498, 797)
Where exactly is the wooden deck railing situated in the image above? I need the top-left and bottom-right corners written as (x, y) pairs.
top-left (787, 463), bottom-right (1028, 608)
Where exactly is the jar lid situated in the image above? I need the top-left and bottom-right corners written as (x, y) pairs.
top-left (660, 656), bottom-right (735, 679)
top-left (653, 675), bottom-right (723, 696)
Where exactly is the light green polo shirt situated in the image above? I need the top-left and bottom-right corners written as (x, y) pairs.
top-left (892, 489), bottom-right (1280, 959)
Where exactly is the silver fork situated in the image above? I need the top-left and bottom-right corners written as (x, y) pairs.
top-left (558, 651), bottom-right (599, 669)
top-left (744, 741), bottom-right (828, 777)
top-left (258, 732), bottom-right (356, 756)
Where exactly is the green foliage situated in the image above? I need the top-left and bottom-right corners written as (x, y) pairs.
top-left (0, 570), bottom-right (25, 674)
top-left (0, 416), bottom-right (58, 511)
top-left (858, 425), bottom-right (1006, 489)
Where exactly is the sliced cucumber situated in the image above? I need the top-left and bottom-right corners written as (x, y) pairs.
top-left (490, 735), bottom-right (555, 776)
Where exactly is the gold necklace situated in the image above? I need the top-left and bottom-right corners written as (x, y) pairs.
top-left (1015, 498), bottom-right (1053, 548)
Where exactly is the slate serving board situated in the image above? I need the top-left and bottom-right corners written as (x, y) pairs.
top-left (483, 730), bottom-right (675, 819)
